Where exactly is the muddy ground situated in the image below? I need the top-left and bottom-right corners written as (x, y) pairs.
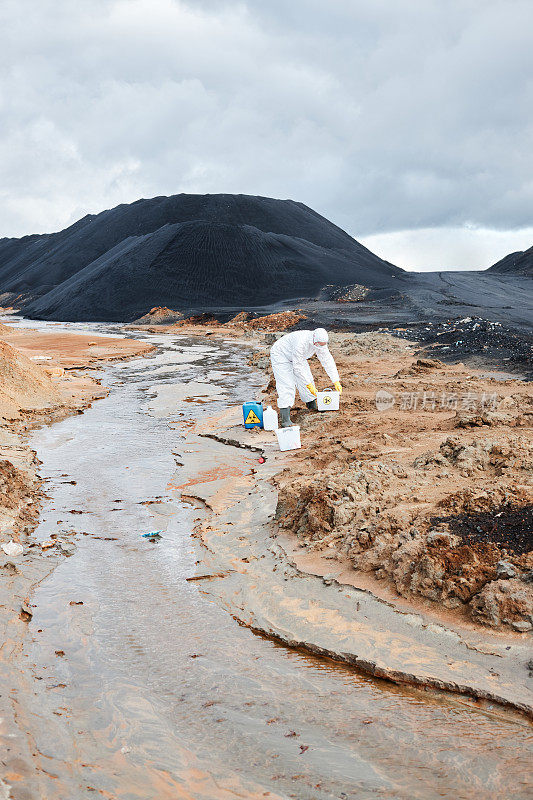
top-left (179, 404), bottom-right (532, 717)
top-left (0, 326), bottom-right (153, 680)
top-left (0, 323), bottom-right (155, 798)
top-left (0, 322), bottom-right (153, 537)
top-left (136, 312), bottom-right (532, 634)
top-left (0, 315), bottom-right (531, 799)
top-left (264, 333), bottom-right (532, 633)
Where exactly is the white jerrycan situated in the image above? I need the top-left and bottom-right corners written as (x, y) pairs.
top-left (262, 405), bottom-right (279, 431)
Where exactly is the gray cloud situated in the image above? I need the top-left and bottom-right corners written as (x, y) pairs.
top-left (1, 0), bottom-right (532, 267)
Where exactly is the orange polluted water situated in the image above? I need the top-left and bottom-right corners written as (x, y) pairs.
top-left (5, 322), bottom-right (532, 800)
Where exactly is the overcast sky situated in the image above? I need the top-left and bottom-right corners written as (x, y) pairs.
top-left (1, 0), bottom-right (532, 269)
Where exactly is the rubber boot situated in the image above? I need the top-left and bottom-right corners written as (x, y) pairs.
top-left (306, 399), bottom-right (318, 411)
top-left (280, 407), bottom-right (292, 428)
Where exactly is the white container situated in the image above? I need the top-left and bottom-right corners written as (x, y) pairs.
top-left (276, 425), bottom-right (301, 451)
top-left (317, 388), bottom-right (340, 411)
top-left (262, 405), bottom-right (279, 431)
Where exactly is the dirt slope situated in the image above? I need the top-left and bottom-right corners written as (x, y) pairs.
top-left (0, 339), bottom-right (61, 420)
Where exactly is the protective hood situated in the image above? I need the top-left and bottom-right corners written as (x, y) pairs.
top-left (313, 328), bottom-right (328, 345)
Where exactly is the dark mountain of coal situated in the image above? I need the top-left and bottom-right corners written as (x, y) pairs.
top-left (0, 193), bottom-right (403, 321)
top-left (488, 245), bottom-right (533, 277)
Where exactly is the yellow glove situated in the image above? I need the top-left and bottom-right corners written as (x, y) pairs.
top-left (306, 383), bottom-right (318, 397)
top-left (334, 381), bottom-right (342, 394)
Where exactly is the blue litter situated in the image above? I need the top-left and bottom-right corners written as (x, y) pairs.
top-left (142, 530), bottom-right (163, 538)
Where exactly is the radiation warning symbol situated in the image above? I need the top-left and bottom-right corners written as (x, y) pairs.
top-left (245, 409), bottom-right (261, 424)
top-left (322, 395), bottom-right (332, 405)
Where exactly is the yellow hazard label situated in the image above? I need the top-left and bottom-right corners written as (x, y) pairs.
top-left (322, 396), bottom-right (332, 405)
top-left (245, 409), bottom-right (261, 424)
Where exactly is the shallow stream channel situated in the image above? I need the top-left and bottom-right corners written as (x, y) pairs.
top-left (8, 322), bottom-right (532, 800)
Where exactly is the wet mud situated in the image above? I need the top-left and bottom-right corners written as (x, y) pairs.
top-left (0, 324), bottom-right (532, 799)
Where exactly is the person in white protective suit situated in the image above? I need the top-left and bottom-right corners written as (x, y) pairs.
top-left (270, 328), bottom-right (342, 427)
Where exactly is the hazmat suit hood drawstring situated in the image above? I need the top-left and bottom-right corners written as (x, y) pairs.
top-left (313, 328), bottom-right (328, 345)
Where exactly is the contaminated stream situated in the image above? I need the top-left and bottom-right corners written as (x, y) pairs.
top-left (11, 323), bottom-right (532, 800)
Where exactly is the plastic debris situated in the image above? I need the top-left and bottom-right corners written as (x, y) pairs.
top-left (142, 530), bottom-right (163, 539)
top-left (258, 457), bottom-right (266, 464)
top-left (2, 541), bottom-right (24, 557)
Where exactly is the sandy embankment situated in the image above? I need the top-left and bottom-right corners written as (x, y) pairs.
top-left (157, 316), bottom-right (532, 715)
top-left (0, 322), bottom-right (153, 712)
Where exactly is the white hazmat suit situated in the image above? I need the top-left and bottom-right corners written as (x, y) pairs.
top-left (270, 329), bottom-right (339, 409)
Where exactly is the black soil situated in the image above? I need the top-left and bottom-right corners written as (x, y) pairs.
top-left (432, 505), bottom-right (533, 556)
top-left (488, 245), bottom-right (533, 277)
top-left (387, 317), bottom-right (533, 376)
top-left (0, 193), bottom-right (401, 321)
